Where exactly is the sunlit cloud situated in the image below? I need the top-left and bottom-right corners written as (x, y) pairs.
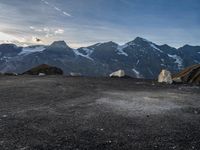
top-left (29, 26), bottom-right (65, 38)
top-left (54, 29), bottom-right (64, 35)
top-left (0, 32), bottom-right (26, 43)
top-left (0, 31), bottom-right (44, 46)
top-left (0, 0), bottom-right (199, 48)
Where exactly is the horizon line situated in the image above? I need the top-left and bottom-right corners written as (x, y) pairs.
top-left (0, 37), bottom-right (199, 49)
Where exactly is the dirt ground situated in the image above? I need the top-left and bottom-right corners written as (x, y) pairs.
top-left (0, 76), bottom-right (199, 150)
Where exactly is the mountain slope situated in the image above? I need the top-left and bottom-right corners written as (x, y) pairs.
top-left (0, 37), bottom-right (199, 78)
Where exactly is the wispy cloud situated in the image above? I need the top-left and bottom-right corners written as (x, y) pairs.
top-left (41, 0), bottom-right (49, 5)
top-left (29, 26), bottom-right (65, 37)
top-left (54, 29), bottom-right (64, 35)
top-left (63, 11), bottom-right (71, 17)
top-left (54, 7), bottom-right (61, 11)
top-left (41, 0), bottom-right (71, 17)
top-left (0, 0), bottom-right (199, 48)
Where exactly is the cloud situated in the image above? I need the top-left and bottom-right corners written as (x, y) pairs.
top-left (29, 26), bottom-right (65, 37)
top-left (29, 26), bottom-right (35, 30)
top-left (0, 31), bottom-right (43, 46)
top-left (41, 0), bottom-right (49, 5)
top-left (40, 0), bottom-right (71, 17)
top-left (54, 7), bottom-right (61, 11)
top-left (0, 32), bottom-right (19, 42)
top-left (54, 29), bottom-right (64, 35)
top-left (63, 11), bottom-right (71, 17)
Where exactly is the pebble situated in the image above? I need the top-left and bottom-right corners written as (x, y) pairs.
top-left (172, 146), bottom-right (176, 149)
top-left (0, 141), bottom-right (4, 145)
top-left (108, 140), bottom-right (112, 143)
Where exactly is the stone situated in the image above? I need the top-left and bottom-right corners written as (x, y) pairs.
top-left (38, 73), bottom-right (46, 76)
top-left (110, 70), bottom-right (125, 78)
top-left (70, 72), bottom-right (82, 77)
top-left (158, 70), bottom-right (173, 84)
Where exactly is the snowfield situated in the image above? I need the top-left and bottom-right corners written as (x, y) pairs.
top-left (73, 48), bottom-right (94, 61)
top-left (117, 44), bottom-right (129, 56)
top-left (150, 43), bottom-right (163, 53)
top-left (19, 46), bottom-right (46, 55)
top-left (168, 54), bottom-right (183, 69)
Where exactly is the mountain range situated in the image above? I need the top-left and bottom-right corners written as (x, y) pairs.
top-left (0, 37), bottom-right (200, 79)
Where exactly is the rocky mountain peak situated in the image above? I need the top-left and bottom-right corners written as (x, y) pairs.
top-left (49, 41), bottom-right (69, 49)
top-left (133, 37), bottom-right (150, 43)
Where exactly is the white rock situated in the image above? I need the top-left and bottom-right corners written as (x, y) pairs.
top-left (70, 72), bottom-right (82, 77)
top-left (110, 69), bottom-right (125, 78)
top-left (38, 73), bottom-right (46, 76)
top-left (158, 70), bottom-right (173, 84)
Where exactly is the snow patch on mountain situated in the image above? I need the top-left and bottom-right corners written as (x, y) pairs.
top-left (168, 54), bottom-right (183, 69)
top-left (135, 37), bottom-right (163, 53)
top-left (95, 43), bottom-right (102, 47)
top-left (117, 45), bottom-right (128, 56)
top-left (132, 68), bottom-right (141, 78)
top-left (19, 46), bottom-right (46, 55)
top-left (74, 48), bottom-right (94, 61)
top-left (127, 41), bottom-right (137, 46)
top-left (150, 44), bottom-right (163, 53)
top-left (136, 60), bottom-right (140, 66)
top-left (148, 68), bottom-right (154, 76)
top-left (0, 56), bottom-right (12, 62)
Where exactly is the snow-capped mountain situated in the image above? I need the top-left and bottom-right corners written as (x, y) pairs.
top-left (0, 37), bottom-right (200, 79)
top-left (19, 45), bottom-right (46, 55)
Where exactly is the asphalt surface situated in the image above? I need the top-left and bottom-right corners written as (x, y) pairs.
top-left (0, 76), bottom-right (199, 150)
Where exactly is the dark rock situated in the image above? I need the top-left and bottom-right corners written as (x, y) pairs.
top-left (23, 64), bottom-right (63, 75)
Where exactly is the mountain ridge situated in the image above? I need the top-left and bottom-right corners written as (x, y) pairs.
top-left (0, 37), bottom-right (199, 79)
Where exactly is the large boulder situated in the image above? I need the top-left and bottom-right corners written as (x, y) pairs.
top-left (38, 73), bottom-right (46, 76)
top-left (173, 64), bottom-right (200, 84)
top-left (110, 70), bottom-right (126, 78)
top-left (158, 70), bottom-right (173, 84)
top-left (23, 64), bottom-right (63, 75)
top-left (70, 72), bottom-right (82, 77)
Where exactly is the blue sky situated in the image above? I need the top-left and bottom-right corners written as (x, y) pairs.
top-left (0, 0), bottom-right (199, 48)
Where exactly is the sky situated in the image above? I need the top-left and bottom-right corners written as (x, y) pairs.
top-left (0, 0), bottom-right (199, 48)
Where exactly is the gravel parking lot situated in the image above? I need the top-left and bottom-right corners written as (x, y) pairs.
top-left (0, 76), bottom-right (199, 150)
